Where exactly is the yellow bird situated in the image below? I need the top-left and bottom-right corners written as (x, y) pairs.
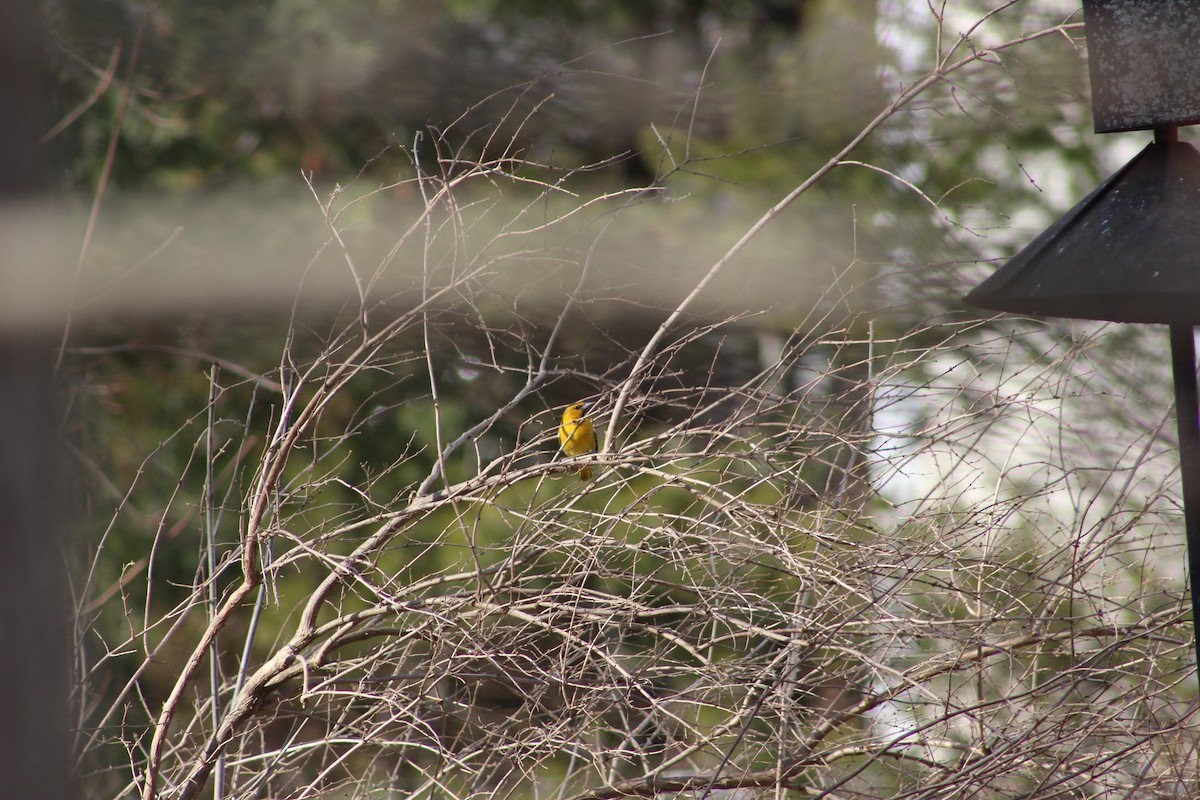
top-left (558, 400), bottom-right (597, 480)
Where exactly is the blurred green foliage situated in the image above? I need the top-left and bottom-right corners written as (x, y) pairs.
top-left (44, 0), bottom-right (880, 190)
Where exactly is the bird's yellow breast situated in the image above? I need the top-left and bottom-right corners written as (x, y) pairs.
top-left (559, 402), bottom-right (597, 458)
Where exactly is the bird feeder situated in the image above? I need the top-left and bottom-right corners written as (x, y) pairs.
top-left (964, 0), bottom-right (1200, 686)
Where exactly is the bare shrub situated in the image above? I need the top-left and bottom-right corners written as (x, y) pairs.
top-left (69, 5), bottom-right (1200, 800)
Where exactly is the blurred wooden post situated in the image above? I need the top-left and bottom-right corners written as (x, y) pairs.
top-left (0, 1), bottom-right (79, 799)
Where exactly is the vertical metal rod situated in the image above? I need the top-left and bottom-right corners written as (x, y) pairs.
top-left (1169, 324), bottom-right (1200, 686)
top-left (1156, 124), bottom-right (1179, 143)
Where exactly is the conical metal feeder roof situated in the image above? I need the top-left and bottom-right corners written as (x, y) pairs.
top-left (965, 137), bottom-right (1200, 325)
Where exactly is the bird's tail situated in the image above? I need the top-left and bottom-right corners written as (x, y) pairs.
top-left (578, 465), bottom-right (593, 481)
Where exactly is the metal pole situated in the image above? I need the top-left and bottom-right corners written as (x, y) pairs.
top-left (1169, 324), bottom-right (1200, 685)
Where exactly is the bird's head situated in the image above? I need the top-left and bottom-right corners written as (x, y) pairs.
top-left (562, 400), bottom-right (589, 422)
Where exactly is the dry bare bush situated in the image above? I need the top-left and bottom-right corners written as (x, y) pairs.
top-left (69, 5), bottom-right (1200, 800)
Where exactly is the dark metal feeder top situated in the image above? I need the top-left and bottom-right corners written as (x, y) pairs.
top-left (1085, 0), bottom-right (1200, 133)
top-left (965, 138), bottom-right (1200, 325)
